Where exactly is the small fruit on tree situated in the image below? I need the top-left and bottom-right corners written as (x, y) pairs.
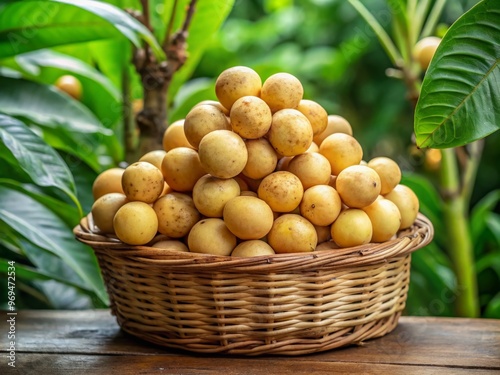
top-left (54, 75), bottom-right (83, 100)
top-left (413, 36), bottom-right (441, 70)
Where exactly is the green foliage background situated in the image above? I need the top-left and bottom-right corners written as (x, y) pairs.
top-left (0, 0), bottom-right (498, 317)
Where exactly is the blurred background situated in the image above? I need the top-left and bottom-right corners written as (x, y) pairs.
top-left (0, 0), bottom-right (498, 318)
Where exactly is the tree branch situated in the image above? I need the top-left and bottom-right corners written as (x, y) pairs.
top-left (164, 0), bottom-right (197, 84)
top-left (140, 0), bottom-right (151, 30)
top-left (163, 0), bottom-right (179, 50)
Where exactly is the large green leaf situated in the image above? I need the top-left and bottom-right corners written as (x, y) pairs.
top-left (414, 0), bottom-right (500, 148)
top-left (8, 49), bottom-right (124, 160)
top-left (470, 189), bottom-right (500, 250)
top-left (406, 242), bottom-right (456, 316)
top-left (0, 258), bottom-right (91, 293)
top-left (0, 178), bottom-right (80, 228)
top-left (0, 114), bottom-right (81, 212)
top-left (0, 76), bottom-right (114, 171)
top-left (401, 173), bottom-right (445, 245)
top-left (0, 0), bottom-right (164, 60)
top-left (0, 76), bottom-right (108, 133)
top-left (0, 186), bottom-right (107, 304)
top-left (484, 292), bottom-right (500, 318)
top-left (0, 222), bottom-right (105, 308)
top-left (14, 50), bottom-right (121, 121)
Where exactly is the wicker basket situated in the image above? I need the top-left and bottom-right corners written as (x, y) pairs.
top-left (74, 213), bottom-right (433, 356)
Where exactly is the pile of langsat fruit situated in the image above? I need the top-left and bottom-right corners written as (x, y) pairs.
top-left (89, 66), bottom-right (419, 257)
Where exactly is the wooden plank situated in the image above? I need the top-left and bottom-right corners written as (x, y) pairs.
top-left (4, 310), bottom-right (500, 371)
top-left (4, 354), bottom-right (499, 375)
top-left (11, 310), bottom-right (166, 355)
top-left (313, 316), bottom-right (500, 369)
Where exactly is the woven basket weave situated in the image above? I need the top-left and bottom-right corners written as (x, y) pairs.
top-left (74, 213), bottom-right (433, 356)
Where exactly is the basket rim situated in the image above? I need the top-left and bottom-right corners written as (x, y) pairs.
top-left (73, 213), bottom-right (433, 272)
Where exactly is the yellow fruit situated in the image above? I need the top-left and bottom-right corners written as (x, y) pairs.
top-left (184, 104), bottom-right (230, 149)
top-left (314, 225), bottom-right (332, 244)
top-left (231, 240), bottom-right (275, 257)
top-left (151, 240), bottom-right (189, 252)
top-left (215, 66), bottom-right (262, 111)
top-left (55, 75), bottom-right (82, 100)
top-left (92, 167), bottom-right (125, 200)
top-left (306, 142), bottom-right (320, 153)
top-left (193, 100), bottom-right (229, 115)
top-left (153, 192), bottom-right (200, 238)
top-left (367, 156), bottom-right (402, 195)
top-left (362, 198), bottom-right (401, 242)
top-left (299, 185), bottom-right (342, 226)
top-left (242, 138), bottom-right (278, 180)
top-left (192, 175), bottom-right (241, 217)
top-left (296, 99), bottom-right (328, 136)
top-left (313, 114), bottom-right (353, 146)
top-left (315, 240), bottom-right (340, 251)
top-left (238, 174), bottom-right (262, 193)
top-left (233, 175), bottom-right (250, 191)
top-left (162, 119), bottom-right (194, 151)
top-left (91, 193), bottom-right (128, 234)
top-left (319, 133), bottom-right (363, 175)
top-left (223, 196), bottom-right (274, 240)
top-left (258, 171), bottom-right (304, 213)
top-left (276, 156), bottom-right (293, 171)
top-left (132, 99), bottom-right (143, 116)
top-left (413, 36), bottom-right (441, 70)
top-left (198, 130), bottom-right (248, 179)
top-left (331, 209), bottom-right (372, 248)
top-left (113, 201), bottom-right (158, 245)
top-left (240, 190), bottom-right (258, 197)
top-left (384, 184), bottom-right (419, 229)
top-left (268, 214), bottom-right (317, 253)
top-left (260, 72), bottom-right (303, 112)
top-left (268, 109), bottom-right (313, 156)
top-left (286, 152), bottom-right (331, 190)
top-left (161, 147), bottom-right (206, 192)
top-left (425, 148), bottom-right (442, 171)
top-left (139, 150), bottom-right (167, 170)
top-left (188, 218), bottom-right (237, 256)
top-left (121, 162), bottom-right (164, 203)
top-left (230, 96), bottom-right (272, 139)
top-left (336, 165), bottom-right (381, 208)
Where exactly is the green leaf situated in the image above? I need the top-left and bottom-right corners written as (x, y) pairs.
top-left (169, 77), bottom-right (216, 122)
top-left (476, 251), bottom-right (500, 278)
top-left (0, 76), bottom-right (113, 171)
top-left (0, 258), bottom-right (91, 292)
top-left (0, 114), bottom-right (81, 213)
top-left (484, 292), bottom-right (500, 318)
top-left (414, 0), bottom-right (500, 148)
top-left (470, 189), bottom-right (500, 245)
top-left (14, 50), bottom-right (122, 119)
top-left (0, 178), bottom-right (80, 228)
top-left (347, 0), bottom-right (402, 66)
top-left (0, 0), bottom-right (164, 60)
top-left (0, 185), bottom-right (107, 304)
top-left (486, 213), bottom-right (500, 246)
top-left (0, 75), bottom-right (110, 134)
top-left (401, 172), bottom-right (445, 244)
top-left (407, 243), bottom-right (456, 316)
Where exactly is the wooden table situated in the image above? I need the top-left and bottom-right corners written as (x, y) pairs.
top-left (1, 310), bottom-right (499, 374)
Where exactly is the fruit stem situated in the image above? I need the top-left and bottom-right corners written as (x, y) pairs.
top-left (461, 140), bottom-right (484, 205)
top-left (421, 0), bottom-right (448, 38)
top-left (440, 148), bottom-right (479, 317)
top-left (122, 64), bottom-right (138, 163)
top-left (348, 0), bottom-right (403, 67)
